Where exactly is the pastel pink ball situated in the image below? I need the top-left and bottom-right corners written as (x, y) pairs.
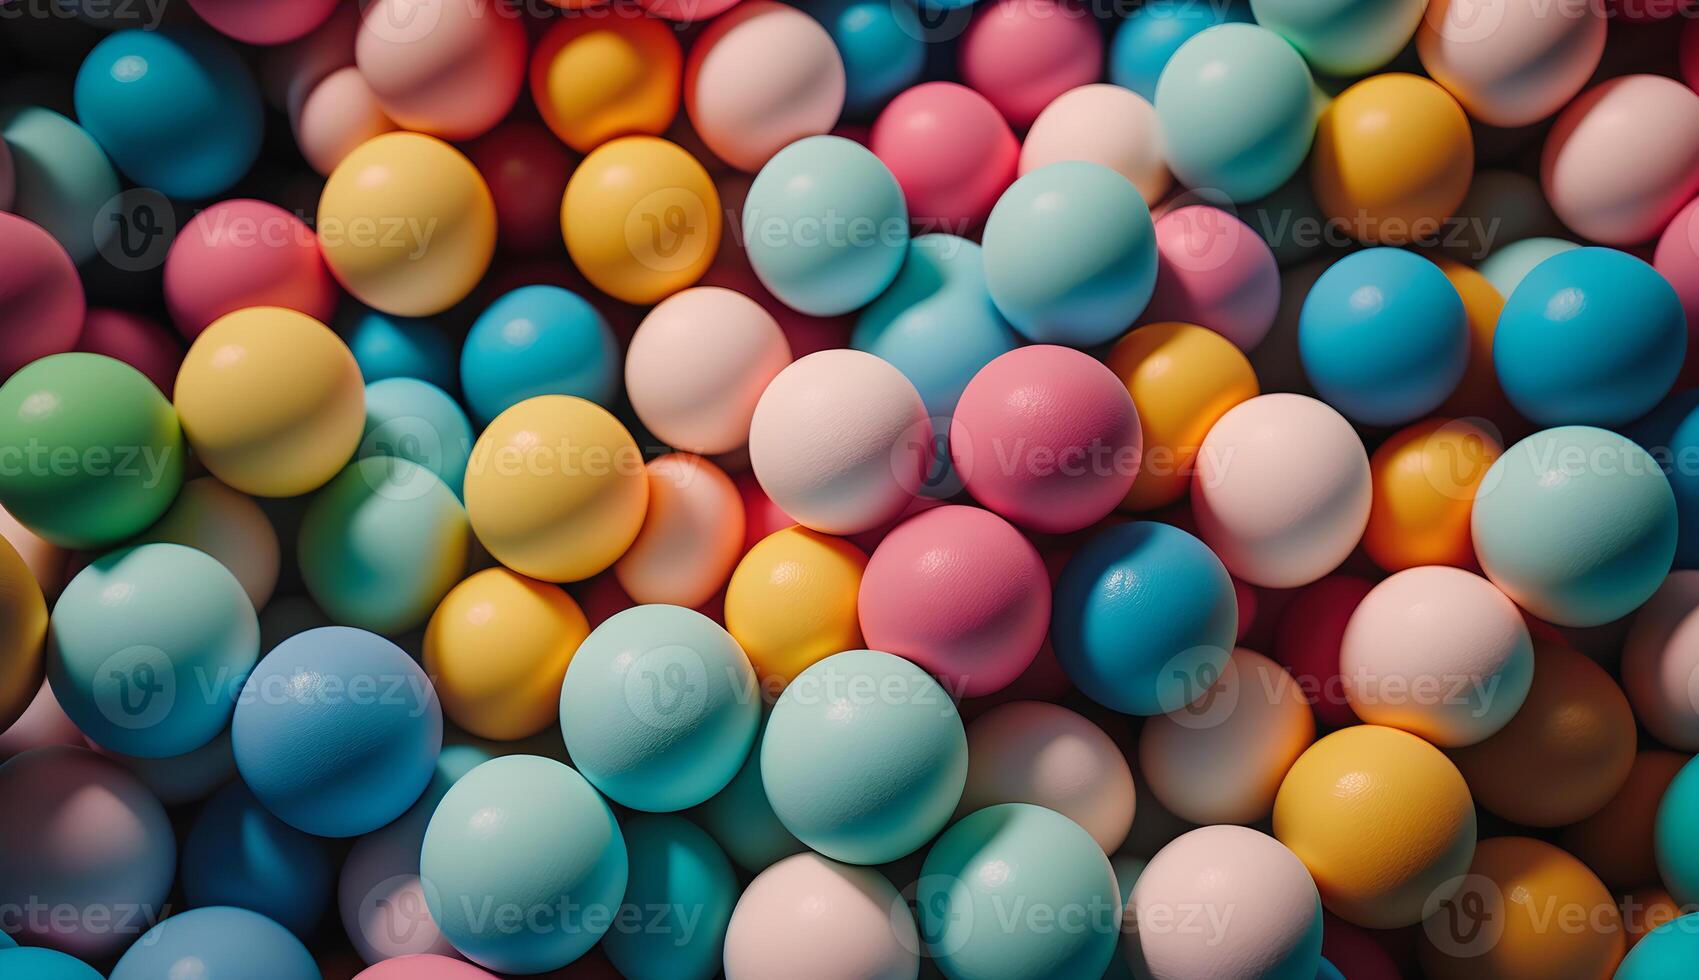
top-left (859, 505), bottom-right (1049, 697)
top-left (0, 682), bottom-right (82, 761)
top-left (293, 65), bottom-right (398, 177)
top-left (355, 0), bottom-right (527, 141)
top-left (1541, 74), bottom-right (1699, 246)
top-left (615, 454), bottom-right (746, 608)
top-left (1140, 205), bottom-right (1281, 351)
top-left (354, 955), bottom-right (496, 979)
top-left (1684, 19), bottom-right (1699, 94)
top-left (950, 345), bottom-right (1142, 535)
top-left (723, 853), bottom-right (919, 980)
top-left (870, 82), bottom-right (1018, 228)
top-left (188, 0), bottom-right (342, 45)
top-left (639, 0), bottom-right (742, 20)
top-left (75, 309), bottom-right (183, 396)
top-left (162, 199), bottom-right (338, 339)
top-left (1019, 83), bottom-right (1171, 206)
top-left (1622, 570), bottom-right (1699, 751)
top-left (958, 0), bottom-right (1104, 129)
top-left (1416, 0), bottom-right (1605, 128)
top-left (1656, 196), bottom-right (1699, 365)
top-left (339, 821), bottom-right (459, 964)
top-left (0, 212), bottom-right (83, 377)
top-left (0, 505), bottom-right (64, 599)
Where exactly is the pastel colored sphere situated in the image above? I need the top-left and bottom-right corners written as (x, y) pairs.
top-left (958, 0), bottom-right (1104, 129)
top-left (189, 0), bottom-right (339, 44)
top-left (743, 135), bottom-right (907, 316)
top-left (0, 214), bottom-right (82, 379)
top-left (959, 701), bottom-right (1136, 853)
top-left (463, 395), bottom-right (649, 583)
top-left (1658, 198), bottom-right (1699, 376)
top-left (1659, 754), bottom-right (1699, 904)
top-left (1477, 236), bottom-right (1579, 299)
top-left (723, 853), bottom-right (918, 980)
top-left (562, 136), bottom-right (721, 305)
top-left (1495, 247), bottom-right (1686, 427)
top-left (180, 781), bottom-right (336, 936)
top-left (163, 199), bottom-right (337, 340)
top-left (1193, 394), bottom-right (1371, 588)
top-left (749, 349), bottom-right (929, 535)
top-left (134, 475), bottom-right (279, 609)
top-left (951, 345), bottom-right (1142, 534)
top-left (49, 543), bottom-right (259, 758)
top-left (763, 649), bottom-right (967, 864)
top-left (1365, 418), bottom-right (1501, 573)
top-left (602, 815), bottom-right (737, 980)
top-left (423, 755), bottom-right (626, 973)
top-left (638, 0), bottom-right (740, 17)
top-left (802, 0), bottom-right (924, 115)
top-left (355, 0), bottom-right (525, 140)
top-left (461, 285), bottom-right (619, 425)
top-left (175, 307), bottom-right (365, 497)
top-left (1273, 725), bottom-right (1477, 928)
top-left (871, 82), bottom-right (1017, 228)
top-left (0, 746), bottom-right (175, 959)
top-left (531, 12), bottom-right (681, 153)
top-left (859, 505), bottom-right (1049, 697)
top-left (1155, 24), bottom-right (1316, 202)
top-left (293, 66), bottom-right (399, 176)
top-left (318, 132), bottom-right (496, 316)
top-left (1019, 83), bottom-right (1171, 206)
top-left (616, 454), bottom-right (745, 607)
top-left (0, 535), bottom-right (47, 733)
top-left (337, 306), bottom-right (457, 392)
top-left (697, 715), bottom-right (808, 873)
top-left (724, 526), bottom-right (866, 691)
top-left (1417, 0), bottom-right (1605, 128)
top-left (0, 353), bottom-right (184, 549)
top-left (1633, 391), bottom-right (1699, 568)
top-left (1140, 206), bottom-right (1280, 351)
top-left (1619, 914), bottom-right (1699, 980)
top-left (354, 957), bottom-right (497, 980)
top-left (0, 106), bottom-right (119, 265)
top-left (73, 28), bottom-right (262, 198)
top-left (358, 377), bottom-right (474, 499)
top-left (920, 803), bottom-right (1121, 979)
top-left (1109, 0), bottom-right (1253, 102)
top-left (1623, 572), bottom-right (1699, 750)
top-left (233, 626), bottom-right (442, 837)
top-left (1052, 521), bottom-right (1238, 716)
top-left (74, 309), bottom-right (182, 402)
top-left (1250, 0), bottom-right (1424, 75)
top-left (981, 162), bottom-right (1158, 347)
top-left (109, 910), bottom-right (315, 980)
top-left (1472, 426), bottom-right (1677, 627)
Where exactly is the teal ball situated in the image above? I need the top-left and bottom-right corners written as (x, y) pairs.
top-left (602, 815), bottom-right (738, 980)
top-left (1617, 912), bottom-right (1699, 979)
top-left (0, 947), bottom-right (104, 980)
top-left (696, 714), bottom-right (807, 873)
top-left (1657, 755), bottom-right (1699, 905)
top-left (357, 377), bottom-right (474, 500)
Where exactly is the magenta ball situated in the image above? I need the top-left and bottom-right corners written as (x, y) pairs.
top-left (951, 345), bottom-right (1142, 535)
top-left (870, 82), bottom-right (1018, 228)
top-left (959, 0), bottom-right (1104, 128)
top-left (188, 0), bottom-right (342, 44)
top-left (75, 309), bottom-right (184, 396)
top-left (859, 505), bottom-right (1050, 697)
top-left (354, 955), bottom-right (498, 979)
top-left (1141, 205), bottom-right (1281, 351)
top-left (0, 212), bottom-right (83, 377)
top-left (163, 199), bottom-right (338, 339)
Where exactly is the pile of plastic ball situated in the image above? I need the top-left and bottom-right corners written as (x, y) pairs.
top-left (5, 0), bottom-right (1699, 977)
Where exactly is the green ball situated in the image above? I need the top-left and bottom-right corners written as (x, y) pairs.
top-left (0, 353), bottom-right (185, 548)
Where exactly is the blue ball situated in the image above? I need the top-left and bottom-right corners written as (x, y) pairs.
top-left (1155, 23), bottom-right (1316, 202)
top-left (1494, 247), bottom-right (1687, 427)
top-left (47, 542), bottom-right (259, 758)
top-left (232, 626), bottom-right (443, 837)
top-left (421, 755), bottom-right (627, 974)
top-left (1110, 0), bottom-right (1254, 101)
top-left (359, 378), bottom-right (474, 500)
top-left (1052, 521), bottom-right (1237, 715)
top-left (982, 161), bottom-right (1158, 347)
top-left (694, 713), bottom-right (807, 873)
top-left (602, 815), bottom-right (738, 980)
top-left (559, 604), bottom-right (759, 812)
top-left (1617, 912), bottom-right (1699, 980)
top-left (743, 135), bottom-right (908, 317)
top-left (1658, 755), bottom-right (1699, 905)
top-left (73, 29), bottom-right (261, 199)
top-left (1629, 389), bottom-right (1699, 569)
top-left (461, 285), bottom-right (619, 425)
top-left (1475, 237), bottom-right (1578, 299)
top-left (0, 947), bottom-right (103, 980)
top-left (1473, 426), bottom-right (1677, 628)
top-left (803, 0), bottom-right (925, 115)
top-left (1315, 958), bottom-right (1347, 980)
top-left (762, 649), bottom-right (968, 865)
top-left (1298, 248), bottom-right (1468, 426)
top-left (919, 803), bottom-right (1121, 979)
top-left (110, 907), bottom-right (317, 980)
top-left (180, 780), bottom-right (336, 937)
top-left (337, 306), bottom-right (457, 393)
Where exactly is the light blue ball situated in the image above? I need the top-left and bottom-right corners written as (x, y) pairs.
top-left (110, 907), bottom-right (317, 980)
top-left (743, 135), bottom-right (908, 317)
top-left (0, 947), bottom-right (103, 980)
top-left (1052, 522), bottom-right (1237, 716)
top-left (981, 161), bottom-right (1158, 347)
top-left (337, 306), bottom-right (457, 393)
top-left (919, 804), bottom-right (1121, 980)
top-left (297, 457), bottom-right (470, 635)
top-left (1249, 0), bottom-right (1424, 76)
top-left (461, 285), bottom-right (619, 426)
top-left (1617, 912), bottom-right (1699, 980)
top-left (1155, 24), bottom-right (1317, 202)
top-left (695, 713), bottom-right (807, 873)
top-left (1658, 755), bottom-right (1699, 905)
top-left (359, 378), bottom-right (474, 500)
top-left (1110, 0), bottom-right (1253, 101)
top-left (1473, 426), bottom-right (1677, 628)
top-left (0, 105), bottom-right (120, 265)
top-left (233, 626), bottom-right (442, 837)
top-left (559, 604), bottom-right (759, 812)
top-left (1494, 247), bottom-right (1687, 427)
top-left (602, 814), bottom-right (738, 980)
top-left (180, 780), bottom-right (336, 937)
top-left (1476, 236), bottom-right (1577, 299)
top-left (47, 542), bottom-right (259, 759)
top-left (803, 0), bottom-right (925, 115)
top-left (421, 755), bottom-right (627, 974)
top-left (762, 649), bottom-right (968, 865)
top-left (73, 29), bottom-right (261, 199)
top-left (1298, 248), bottom-right (1469, 426)
top-left (1629, 389), bottom-right (1699, 569)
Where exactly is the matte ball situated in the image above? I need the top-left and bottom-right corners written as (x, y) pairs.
top-left (1619, 913), bottom-right (1699, 980)
top-left (0, 106), bottom-right (120, 266)
top-left (162, 199), bottom-right (338, 340)
top-left (0, 535), bottom-right (46, 733)
top-left (0, 948), bottom-right (103, 979)
top-left (358, 377), bottom-right (474, 500)
top-left (724, 526), bottom-right (867, 691)
top-left (1364, 418), bottom-right (1501, 573)
top-left (602, 815), bottom-right (737, 980)
top-left (1417, 0), bottom-right (1605, 127)
top-left (189, 0), bottom-right (339, 44)
top-left (293, 66), bottom-right (399, 177)
top-left (1623, 572), bottom-right (1699, 750)
top-left (530, 12), bottom-right (681, 153)
top-left (803, 0), bottom-right (924, 116)
top-left (233, 626), bottom-right (442, 837)
top-left (336, 306), bottom-right (457, 392)
top-left (111, 907), bottom-right (318, 980)
top-left (461, 284), bottom-right (619, 425)
top-left (1564, 750), bottom-right (1688, 893)
top-left (463, 119), bottom-right (574, 255)
top-left (870, 82), bottom-right (1018, 228)
top-left (74, 309), bottom-right (183, 401)
top-left (1658, 199), bottom-right (1699, 380)
top-left (723, 853), bottom-right (918, 980)
top-left (697, 715), bottom-right (807, 873)
top-left (134, 476), bottom-right (281, 609)
top-left (615, 454), bottom-right (745, 607)
top-left (1109, 0), bottom-right (1253, 102)
top-left (354, 956), bottom-right (497, 980)
top-left (95, 730), bottom-right (236, 807)
top-left (762, 649), bottom-right (967, 864)
top-left (1019, 84), bottom-right (1171, 206)
top-left (0, 212), bottom-right (83, 376)
top-left (1249, 0), bottom-right (1423, 75)
top-left (1272, 575), bottom-right (1374, 730)
top-left (1139, 206), bottom-right (1280, 351)
top-left (1477, 236), bottom-right (1578, 299)
top-left (957, 0), bottom-right (1103, 129)
top-left (355, 0), bottom-right (525, 141)
top-left (180, 780), bottom-right (336, 937)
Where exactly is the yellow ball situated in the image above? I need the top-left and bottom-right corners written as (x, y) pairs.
top-left (0, 533), bottom-right (47, 732)
top-left (1364, 417), bottom-right (1502, 572)
top-left (561, 136), bottom-right (721, 305)
top-left (424, 567), bottom-right (590, 741)
top-left (531, 14), bottom-right (682, 153)
top-left (724, 526), bottom-right (866, 697)
top-left (463, 395), bottom-right (648, 583)
top-left (1106, 322), bottom-right (1260, 511)
top-left (174, 307), bottom-right (365, 498)
top-left (318, 131), bottom-right (496, 316)
top-left (1274, 724), bottom-right (1477, 929)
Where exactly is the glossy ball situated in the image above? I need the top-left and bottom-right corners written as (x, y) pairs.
top-left (723, 853), bottom-right (918, 980)
top-left (802, 0), bottom-right (924, 116)
top-left (181, 780), bottom-right (336, 937)
top-left (1250, 0), bottom-right (1423, 75)
top-left (1020, 84), bottom-right (1171, 206)
top-left (1140, 206), bottom-right (1280, 351)
top-left (163, 199), bottom-right (338, 340)
top-left (958, 0), bottom-right (1103, 129)
top-left (134, 476), bottom-right (281, 609)
top-left (189, 0), bottom-right (338, 43)
top-left (1623, 573), bottom-right (1699, 750)
top-left (1619, 914), bottom-right (1699, 980)
top-left (602, 815), bottom-right (737, 980)
top-left (461, 285), bottom-right (618, 425)
top-left (0, 106), bottom-right (120, 265)
top-left (531, 12), bottom-right (680, 153)
top-left (961, 701), bottom-right (1136, 853)
top-left (336, 306), bottom-right (457, 392)
top-left (358, 376), bottom-right (474, 499)
top-left (1365, 418), bottom-right (1501, 573)
top-left (74, 309), bottom-right (182, 398)
top-left (871, 82), bottom-right (1017, 228)
top-left (616, 454), bottom-right (744, 607)
top-left (0, 535), bottom-right (46, 734)
top-left (1417, 0), bottom-right (1605, 127)
top-left (355, 0), bottom-right (525, 141)
top-left (724, 526), bottom-right (866, 692)
top-left (1109, 0), bottom-right (1253, 102)
top-left (111, 907), bottom-right (316, 980)
top-left (293, 66), bottom-right (399, 176)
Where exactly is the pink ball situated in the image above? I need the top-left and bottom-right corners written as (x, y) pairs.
top-left (950, 345), bottom-right (1142, 535)
top-left (1622, 570), bottom-right (1699, 751)
top-left (1684, 19), bottom-right (1699, 94)
top-left (1656, 196), bottom-right (1699, 374)
top-left (0, 212), bottom-right (83, 378)
top-left (859, 505), bottom-right (1049, 697)
top-left (1140, 205), bottom-right (1281, 351)
top-left (354, 955), bottom-right (496, 979)
top-left (464, 120), bottom-right (577, 256)
top-left (340, 820), bottom-right (460, 964)
top-left (616, 454), bottom-right (746, 607)
top-left (1019, 83), bottom-right (1171, 206)
top-left (1272, 575), bottom-right (1375, 730)
top-left (75, 309), bottom-right (183, 396)
top-left (639, 0), bottom-right (741, 19)
top-left (293, 65), bottom-right (398, 177)
top-left (1542, 74), bottom-right (1699, 246)
top-left (870, 82), bottom-right (1018, 229)
top-left (1416, 0), bottom-right (1605, 128)
top-left (355, 0), bottom-right (527, 141)
top-left (958, 0), bottom-right (1104, 129)
top-left (260, 0), bottom-right (359, 114)
top-left (189, 0), bottom-right (341, 45)
top-left (162, 199), bottom-right (338, 340)
top-left (724, 853), bottom-right (918, 980)
top-left (0, 681), bottom-right (82, 761)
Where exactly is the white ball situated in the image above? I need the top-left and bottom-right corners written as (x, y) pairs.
top-left (1019, 84), bottom-right (1171, 206)
top-left (1622, 571), bottom-right (1699, 751)
top-left (724, 852), bottom-right (919, 980)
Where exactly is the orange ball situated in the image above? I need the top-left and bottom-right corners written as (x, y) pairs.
top-left (614, 453), bottom-right (744, 608)
top-left (1364, 416), bottom-right (1501, 571)
top-left (1563, 751), bottom-right (1689, 892)
top-left (530, 13), bottom-right (681, 153)
top-left (1434, 258), bottom-right (1516, 425)
top-left (723, 526), bottom-right (865, 696)
top-left (1621, 888), bottom-right (1684, 949)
